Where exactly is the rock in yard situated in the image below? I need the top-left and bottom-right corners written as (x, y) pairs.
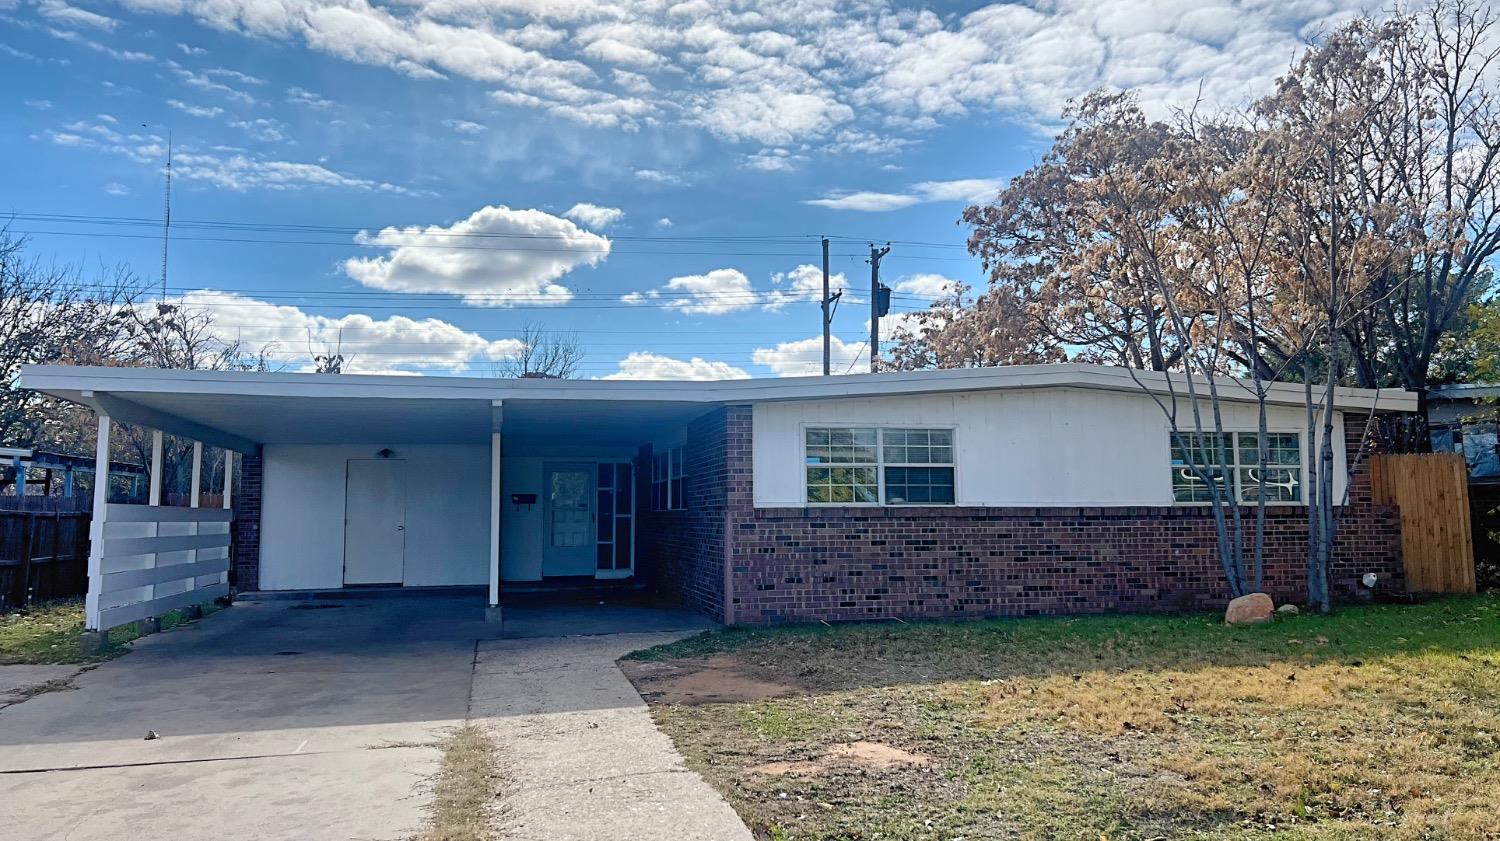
top-left (1277, 604), bottom-right (1300, 615)
top-left (1226, 593), bottom-right (1275, 625)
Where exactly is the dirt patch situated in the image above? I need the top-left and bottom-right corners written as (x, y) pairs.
top-left (620, 654), bottom-right (798, 705)
top-left (752, 741), bottom-right (931, 777)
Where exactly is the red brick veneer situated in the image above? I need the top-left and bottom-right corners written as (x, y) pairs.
top-left (231, 450), bottom-right (263, 593)
top-left (727, 413), bottom-right (1403, 624)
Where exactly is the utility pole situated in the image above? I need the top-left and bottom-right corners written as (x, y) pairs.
top-left (159, 129), bottom-right (172, 299)
top-left (868, 242), bottom-right (891, 373)
top-left (821, 237), bottom-right (831, 376)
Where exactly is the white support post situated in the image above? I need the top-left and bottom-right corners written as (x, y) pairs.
top-left (148, 430), bottom-right (164, 506)
top-left (222, 450), bottom-right (233, 510)
top-left (487, 429), bottom-right (503, 620)
top-left (190, 441), bottom-right (202, 509)
top-left (85, 414), bottom-right (111, 631)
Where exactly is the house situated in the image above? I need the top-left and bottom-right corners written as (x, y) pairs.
top-left (19, 363), bottom-right (1414, 629)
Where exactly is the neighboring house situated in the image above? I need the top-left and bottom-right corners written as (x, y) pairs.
top-left (19, 363), bottom-right (1414, 626)
top-left (1428, 384), bottom-right (1500, 483)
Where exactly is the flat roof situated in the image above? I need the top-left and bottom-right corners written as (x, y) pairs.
top-left (18, 363), bottom-right (1416, 453)
top-left (20, 362), bottom-right (1416, 411)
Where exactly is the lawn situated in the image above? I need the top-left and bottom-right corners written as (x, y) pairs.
top-left (0, 599), bottom-right (221, 665)
top-left (623, 596), bottom-right (1500, 841)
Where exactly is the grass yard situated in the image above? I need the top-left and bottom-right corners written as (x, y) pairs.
top-left (623, 596), bottom-right (1500, 841)
top-left (0, 599), bottom-right (222, 665)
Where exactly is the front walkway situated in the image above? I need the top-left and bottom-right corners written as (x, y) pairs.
top-left (0, 595), bottom-right (747, 840)
top-left (474, 633), bottom-right (754, 841)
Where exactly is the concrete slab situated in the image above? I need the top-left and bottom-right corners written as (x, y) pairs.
top-left (0, 597), bottom-right (491, 841)
top-left (0, 664), bottom-right (81, 707)
top-left (473, 633), bottom-right (754, 841)
top-left (1, 594), bottom-right (745, 841)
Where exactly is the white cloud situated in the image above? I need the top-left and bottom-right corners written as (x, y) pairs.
top-left (23, 98), bottom-right (52, 110)
top-left (205, 66), bottom-right (266, 85)
top-left (95, 0), bottom-right (1376, 152)
top-left (177, 42), bottom-right (207, 56)
top-left (634, 169), bottom-right (681, 184)
top-left (743, 148), bottom-right (807, 172)
top-left (806, 178), bottom-right (1004, 212)
top-left (753, 335), bottom-right (868, 377)
top-left (562, 202), bottom-right (624, 229)
top-left (894, 273), bottom-right (958, 299)
top-left (442, 118), bottom-right (486, 134)
top-left (230, 117), bottom-right (289, 142)
top-left (656, 217), bottom-right (672, 228)
top-left (177, 290), bottom-right (524, 374)
top-left (601, 352), bottom-right (749, 381)
top-left (764, 263), bottom-right (843, 311)
top-left (103, 181), bottom-right (129, 195)
top-left (167, 99), bottom-right (223, 118)
top-left (624, 268), bottom-right (754, 315)
top-left (36, 0), bottom-right (116, 30)
top-left (343, 204), bottom-right (609, 307)
top-left (287, 86), bottom-right (335, 110)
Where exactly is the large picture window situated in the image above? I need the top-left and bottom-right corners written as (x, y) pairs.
top-left (1170, 432), bottom-right (1302, 504)
top-left (805, 427), bottom-right (955, 505)
top-left (650, 445), bottom-right (686, 511)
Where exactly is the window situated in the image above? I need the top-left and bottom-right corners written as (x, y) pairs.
top-left (1170, 432), bottom-right (1302, 504)
top-left (651, 445), bottom-right (686, 511)
top-left (805, 427), bottom-right (955, 505)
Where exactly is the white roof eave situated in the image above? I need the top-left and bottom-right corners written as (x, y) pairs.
top-left (18, 362), bottom-right (1418, 414)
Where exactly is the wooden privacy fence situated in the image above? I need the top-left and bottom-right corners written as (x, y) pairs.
top-left (1370, 453), bottom-right (1476, 593)
top-left (90, 503), bottom-right (232, 632)
top-left (0, 511), bottom-right (91, 610)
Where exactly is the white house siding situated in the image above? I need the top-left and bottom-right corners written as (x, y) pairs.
top-left (752, 387), bottom-right (1347, 508)
top-left (258, 444), bottom-right (491, 590)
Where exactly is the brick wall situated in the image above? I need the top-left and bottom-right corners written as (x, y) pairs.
top-left (231, 450), bottom-right (262, 593)
top-left (727, 413), bottom-right (1404, 624)
top-left (636, 406), bottom-right (753, 623)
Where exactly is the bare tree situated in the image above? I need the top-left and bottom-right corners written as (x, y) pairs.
top-left (0, 229), bottom-right (142, 451)
top-left (493, 321), bottom-right (584, 379)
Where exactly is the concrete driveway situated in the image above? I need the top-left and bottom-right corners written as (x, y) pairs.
top-left (0, 595), bottom-right (741, 841)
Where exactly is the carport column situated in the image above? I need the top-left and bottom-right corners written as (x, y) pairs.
top-left (148, 430), bottom-right (164, 506)
top-left (85, 411), bottom-right (111, 631)
top-left (487, 400), bottom-right (504, 622)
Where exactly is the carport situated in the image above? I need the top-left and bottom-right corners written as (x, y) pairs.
top-left (20, 365), bottom-right (721, 631)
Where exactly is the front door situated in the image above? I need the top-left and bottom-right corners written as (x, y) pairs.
top-left (542, 462), bottom-right (595, 577)
top-left (344, 459), bottom-right (406, 585)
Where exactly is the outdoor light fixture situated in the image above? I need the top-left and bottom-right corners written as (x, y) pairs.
top-left (376, 448), bottom-right (396, 459)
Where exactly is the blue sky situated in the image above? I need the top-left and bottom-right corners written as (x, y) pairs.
top-left (2, 0), bottom-right (1379, 378)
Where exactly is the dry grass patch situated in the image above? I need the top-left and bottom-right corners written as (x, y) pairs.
top-left (413, 724), bottom-right (504, 841)
top-left (630, 596), bottom-right (1500, 841)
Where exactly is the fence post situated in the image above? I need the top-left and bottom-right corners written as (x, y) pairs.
top-left (47, 512), bottom-right (61, 605)
top-left (14, 513), bottom-right (34, 608)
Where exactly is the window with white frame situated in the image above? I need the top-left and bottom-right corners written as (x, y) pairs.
top-left (651, 445), bottom-right (686, 511)
top-left (1170, 432), bottom-right (1302, 503)
top-left (805, 427), bottom-right (955, 505)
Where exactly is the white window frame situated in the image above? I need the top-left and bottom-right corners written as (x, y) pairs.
top-left (1169, 430), bottom-right (1305, 506)
top-left (802, 424), bottom-right (957, 507)
top-left (651, 445), bottom-right (686, 511)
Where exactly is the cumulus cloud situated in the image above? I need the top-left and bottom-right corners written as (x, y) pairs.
top-left (623, 268), bottom-right (754, 315)
top-left (656, 216), bottom-right (672, 228)
top-left (343, 204), bottom-right (610, 306)
top-left (442, 118), bottom-right (486, 134)
top-left (764, 264), bottom-right (844, 311)
top-left (36, 0), bottom-right (116, 30)
top-left (753, 335), bottom-right (868, 377)
top-left (806, 178), bottom-right (1003, 212)
top-left (287, 86), bottom-right (335, 110)
top-left (562, 202), bottom-right (624, 229)
top-left (177, 290), bottom-right (524, 374)
top-left (601, 351), bottom-right (750, 381)
top-left (743, 148), bottom-right (807, 172)
top-left (98, 0), bottom-right (1372, 153)
top-left (894, 273), bottom-right (958, 299)
top-left (167, 99), bottom-right (223, 118)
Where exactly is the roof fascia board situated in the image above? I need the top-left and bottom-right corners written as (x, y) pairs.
top-left (20, 363), bottom-right (1416, 413)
